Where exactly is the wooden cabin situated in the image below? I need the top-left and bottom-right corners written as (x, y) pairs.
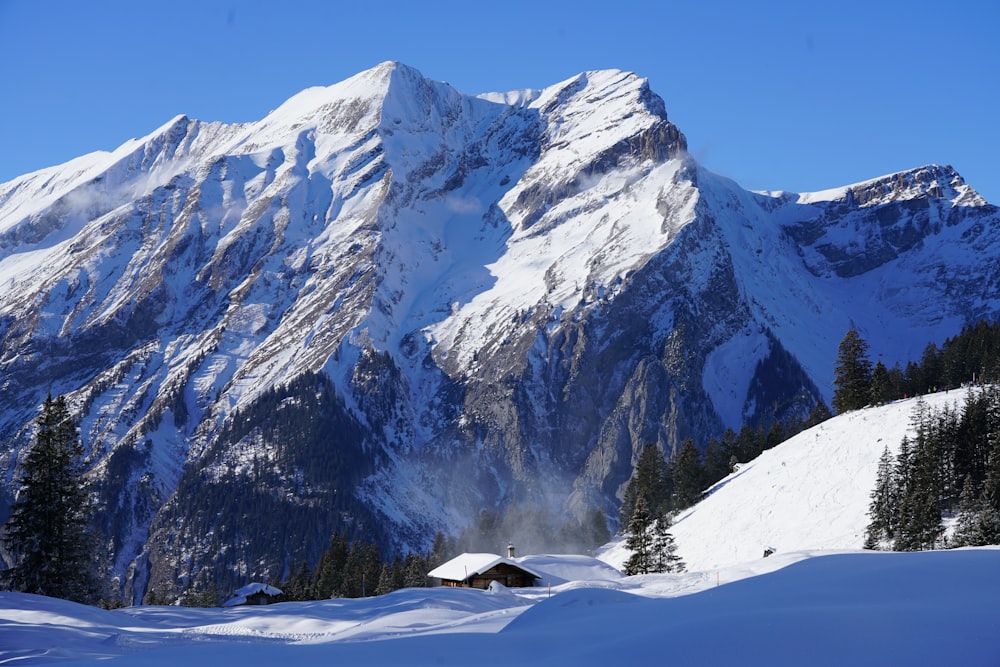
top-left (428, 551), bottom-right (542, 589)
top-left (223, 582), bottom-right (283, 607)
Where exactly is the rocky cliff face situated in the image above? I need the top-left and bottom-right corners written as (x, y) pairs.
top-left (1, 62), bottom-right (998, 602)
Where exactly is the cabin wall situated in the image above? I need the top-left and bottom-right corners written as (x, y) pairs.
top-left (441, 563), bottom-right (537, 589)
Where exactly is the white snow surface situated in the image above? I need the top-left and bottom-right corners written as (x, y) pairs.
top-left (4, 392), bottom-right (1000, 665)
top-left (601, 390), bottom-right (971, 572)
top-left (2, 548), bottom-right (998, 665)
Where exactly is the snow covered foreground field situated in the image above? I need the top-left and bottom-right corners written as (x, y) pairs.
top-left (2, 548), bottom-right (999, 666)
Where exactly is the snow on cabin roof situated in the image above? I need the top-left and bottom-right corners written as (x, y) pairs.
top-left (428, 553), bottom-right (543, 582)
top-left (234, 582), bottom-right (283, 597)
top-left (223, 582), bottom-right (283, 607)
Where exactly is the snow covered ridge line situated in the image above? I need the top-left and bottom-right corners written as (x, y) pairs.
top-left (1, 549), bottom-right (999, 666)
top-left (792, 163), bottom-right (987, 207)
top-left (0, 61), bottom-right (999, 606)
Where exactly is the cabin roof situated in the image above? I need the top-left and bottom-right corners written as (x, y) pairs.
top-left (223, 582), bottom-right (283, 607)
top-left (428, 553), bottom-right (543, 582)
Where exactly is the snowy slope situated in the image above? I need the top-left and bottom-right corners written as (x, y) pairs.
top-left (601, 390), bottom-right (969, 572)
top-left (4, 390), bottom-right (1000, 665)
top-left (2, 548), bottom-right (999, 666)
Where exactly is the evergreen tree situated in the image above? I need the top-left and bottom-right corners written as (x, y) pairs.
top-left (893, 402), bottom-right (944, 551)
top-left (919, 342), bottom-right (942, 394)
top-left (374, 563), bottom-right (395, 596)
top-left (2, 394), bottom-right (99, 603)
top-left (864, 446), bottom-right (897, 549)
top-left (403, 553), bottom-right (429, 588)
top-left (951, 476), bottom-right (984, 547)
top-left (702, 437), bottom-right (731, 488)
top-left (281, 561), bottom-right (313, 601)
top-left (832, 328), bottom-right (873, 414)
top-left (670, 439), bottom-right (705, 510)
top-left (870, 360), bottom-right (892, 406)
top-left (650, 515), bottom-right (685, 573)
top-left (619, 444), bottom-right (669, 525)
top-left (312, 532), bottom-right (349, 598)
top-left (979, 445), bottom-right (1000, 524)
top-left (718, 428), bottom-right (740, 470)
top-left (802, 400), bottom-right (833, 430)
top-left (970, 495), bottom-right (1000, 546)
top-left (622, 499), bottom-right (654, 575)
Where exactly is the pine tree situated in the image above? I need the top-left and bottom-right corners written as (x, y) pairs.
top-left (893, 405), bottom-right (944, 551)
top-left (403, 553), bottom-right (429, 588)
top-left (803, 400), bottom-right (833, 429)
top-left (951, 476), bottom-right (984, 547)
top-left (971, 497), bottom-right (1000, 546)
top-left (650, 515), bottom-right (685, 573)
top-left (976, 445), bottom-right (1000, 543)
top-left (702, 437), bottom-right (730, 487)
top-left (870, 360), bottom-right (892, 406)
top-left (428, 531), bottom-right (454, 569)
top-left (585, 507), bottom-right (611, 549)
top-left (619, 444), bottom-right (669, 526)
top-left (864, 446), bottom-right (897, 549)
top-left (313, 532), bottom-right (349, 598)
top-left (670, 439), bottom-right (705, 510)
top-left (832, 328), bottom-right (873, 414)
top-left (282, 561), bottom-right (313, 601)
top-left (622, 498), bottom-right (654, 575)
top-left (374, 563), bottom-right (395, 596)
top-left (2, 394), bottom-right (99, 603)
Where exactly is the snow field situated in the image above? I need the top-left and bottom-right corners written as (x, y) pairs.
top-left (2, 548), bottom-right (998, 665)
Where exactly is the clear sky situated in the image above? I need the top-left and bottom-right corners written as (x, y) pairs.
top-left (1, 0), bottom-right (997, 202)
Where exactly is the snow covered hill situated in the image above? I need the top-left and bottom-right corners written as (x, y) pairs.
top-left (1, 61), bottom-right (999, 602)
top-left (601, 390), bottom-right (970, 572)
top-left (2, 548), bottom-right (999, 666)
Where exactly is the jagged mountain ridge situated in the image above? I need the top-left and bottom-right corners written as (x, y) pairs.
top-left (0, 62), bottom-right (997, 602)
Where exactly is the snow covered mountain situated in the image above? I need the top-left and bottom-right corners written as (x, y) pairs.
top-left (0, 62), bottom-right (998, 602)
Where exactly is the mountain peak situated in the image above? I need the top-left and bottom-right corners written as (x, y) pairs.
top-left (798, 164), bottom-right (986, 208)
top-left (842, 164), bottom-right (986, 208)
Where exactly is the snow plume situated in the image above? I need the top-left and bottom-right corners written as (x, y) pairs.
top-left (359, 435), bottom-right (601, 557)
top-left (450, 463), bottom-right (608, 557)
top-left (443, 194), bottom-right (483, 215)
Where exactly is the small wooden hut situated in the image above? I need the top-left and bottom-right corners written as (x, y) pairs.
top-left (223, 582), bottom-right (283, 607)
top-left (428, 551), bottom-right (541, 589)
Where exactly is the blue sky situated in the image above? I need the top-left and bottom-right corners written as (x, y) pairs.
top-left (1, 0), bottom-right (997, 201)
